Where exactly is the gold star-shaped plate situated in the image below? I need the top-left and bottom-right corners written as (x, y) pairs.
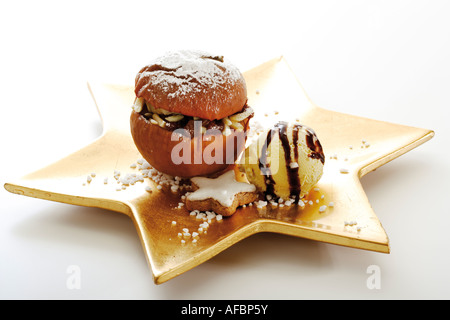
top-left (4, 57), bottom-right (434, 284)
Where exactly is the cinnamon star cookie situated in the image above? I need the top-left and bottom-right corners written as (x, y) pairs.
top-left (185, 170), bottom-right (258, 216)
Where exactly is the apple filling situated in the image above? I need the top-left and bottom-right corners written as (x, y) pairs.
top-left (132, 97), bottom-right (253, 137)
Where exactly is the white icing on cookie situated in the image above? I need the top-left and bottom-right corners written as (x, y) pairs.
top-left (188, 170), bottom-right (256, 207)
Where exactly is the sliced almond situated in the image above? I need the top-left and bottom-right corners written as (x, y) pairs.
top-left (148, 102), bottom-right (172, 115)
top-left (229, 106), bottom-right (254, 122)
top-left (223, 117), bottom-right (232, 126)
top-left (152, 114), bottom-right (166, 128)
top-left (165, 114), bottom-right (184, 122)
top-left (223, 124), bottom-right (232, 136)
top-left (230, 121), bottom-right (244, 131)
top-left (156, 108), bottom-right (173, 115)
top-left (132, 97), bottom-right (145, 113)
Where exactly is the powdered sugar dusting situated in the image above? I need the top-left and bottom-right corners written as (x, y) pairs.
top-left (136, 50), bottom-right (242, 99)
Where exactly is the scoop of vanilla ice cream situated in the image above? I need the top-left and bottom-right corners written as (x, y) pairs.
top-left (239, 121), bottom-right (324, 200)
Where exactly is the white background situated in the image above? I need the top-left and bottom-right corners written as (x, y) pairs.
top-left (1, 0), bottom-right (449, 299)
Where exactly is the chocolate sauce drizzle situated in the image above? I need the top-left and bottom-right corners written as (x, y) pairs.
top-left (304, 127), bottom-right (325, 165)
top-left (279, 123), bottom-right (301, 202)
top-left (258, 121), bottom-right (325, 202)
top-left (259, 126), bottom-right (276, 197)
